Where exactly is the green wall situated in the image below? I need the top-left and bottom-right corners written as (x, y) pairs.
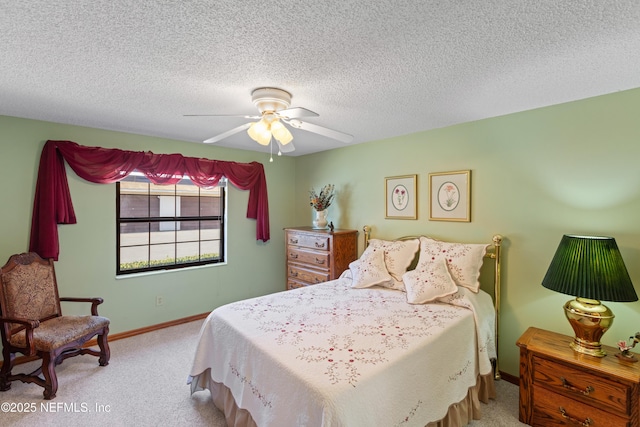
top-left (2, 86), bottom-right (640, 379)
top-left (0, 116), bottom-right (294, 335)
top-left (294, 87), bottom-right (640, 377)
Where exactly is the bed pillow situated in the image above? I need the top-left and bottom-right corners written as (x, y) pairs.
top-left (402, 258), bottom-right (457, 304)
top-left (418, 236), bottom-right (489, 292)
top-left (368, 238), bottom-right (420, 291)
top-left (349, 245), bottom-right (394, 289)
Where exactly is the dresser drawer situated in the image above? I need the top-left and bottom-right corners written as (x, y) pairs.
top-left (533, 356), bottom-right (630, 414)
top-left (287, 233), bottom-right (330, 251)
top-left (287, 247), bottom-right (330, 269)
top-left (533, 384), bottom-right (629, 427)
top-left (288, 265), bottom-right (330, 285)
top-left (287, 279), bottom-right (306, 290)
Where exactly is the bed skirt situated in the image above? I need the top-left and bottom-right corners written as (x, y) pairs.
top-left (190, 369), bottom-right (497, 427)
top-left (425, 373), bottom-right (496, 427)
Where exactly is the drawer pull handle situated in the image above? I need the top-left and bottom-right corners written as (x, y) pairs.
top-left (315, 258), bottom-right (325, 265)
top-left (559, 407), bottom-right (592, 426)
top-left (290, 253), bottom-right (298, 259)
top-left (560, 377), bottom-right (594, 395)
top-left (290, 270), bottom-right (298, 277)
top-left (315, 242), bottom-right (326, 248)
top-left (290, 238), bottom-right (298, 244)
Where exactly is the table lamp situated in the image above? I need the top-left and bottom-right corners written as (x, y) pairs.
top-left (542, 235), bottom-right (638, 357)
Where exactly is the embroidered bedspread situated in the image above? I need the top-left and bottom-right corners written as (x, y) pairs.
top-left (189, 277), bottom-right (495, 427)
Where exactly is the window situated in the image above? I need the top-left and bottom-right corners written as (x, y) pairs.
top-left (116, 173), bottom-right (226, 275)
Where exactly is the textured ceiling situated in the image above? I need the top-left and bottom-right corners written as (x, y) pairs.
top-left (2, 1), bottom-right (640, 156)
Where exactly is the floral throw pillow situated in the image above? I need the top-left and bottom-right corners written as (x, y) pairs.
top-left (402, 258), bottom-right (457, 304)
top-left (368, 238), bottom-right (420, 291)
top-left (418, 236), bottom-right (489, 292)
top-left (349, 245), bottom-right (394, 289)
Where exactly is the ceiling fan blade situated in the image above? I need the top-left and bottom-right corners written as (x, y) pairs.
top-left (277, 107), bottom-right (319, 119)
top-left (276, 139), bottom-right (296, 153)
top-left (284, 119), bottom-right (353, 143)
top-left (185, 114), bottom-right (261, 119)
top-left (203, 123), bottom-right (251, 144)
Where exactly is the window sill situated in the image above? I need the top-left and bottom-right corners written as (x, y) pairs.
top-left (115, 261), bottom-right (227, 280)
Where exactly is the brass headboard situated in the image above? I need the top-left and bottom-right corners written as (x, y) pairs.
top-left (362, 225), bottom-right (503, 380)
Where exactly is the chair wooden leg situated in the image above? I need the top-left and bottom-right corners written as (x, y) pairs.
top-left (41, 352), bottom-right (58, 400)
top-left (0, 348), bottom-right (14, 391)
top-left (98, 327), bottom-right (110, 366)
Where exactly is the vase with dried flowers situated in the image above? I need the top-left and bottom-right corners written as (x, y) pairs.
top-left (309, 184), bottom-right (334, 229)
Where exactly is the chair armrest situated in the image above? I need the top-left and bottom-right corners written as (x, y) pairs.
top-left (0, 316), bottom-right (40, 328)
top-left (0, 316), bottom-right (40, 356)
top-left (60, 297), bottom-right (104, 316)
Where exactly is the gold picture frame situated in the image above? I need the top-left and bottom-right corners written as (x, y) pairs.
top-left (385, 175), bottom-right (417, 219)
top-left (428, 170), bottom-right (471, 222)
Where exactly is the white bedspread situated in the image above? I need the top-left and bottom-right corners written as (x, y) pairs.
top-left (189, 277), bottom-right (495, 427)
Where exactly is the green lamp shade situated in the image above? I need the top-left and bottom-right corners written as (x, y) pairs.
top-left (542, 235), bottom-right (638, 302)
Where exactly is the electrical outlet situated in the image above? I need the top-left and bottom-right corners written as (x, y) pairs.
top-left (156, 295), bottom-right (164, 306)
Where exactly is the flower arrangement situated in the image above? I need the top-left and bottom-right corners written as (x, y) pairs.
top-left (618, 340), bottom-right (634, 353)
top-left (309, 184), bottom-right (335, 211)
top-left (617, 332), bottom-right (640, 362)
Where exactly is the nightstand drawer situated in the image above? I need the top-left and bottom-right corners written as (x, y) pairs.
top-left (533, 356), bottom-right (629, 414)
top-left (287, 233), bottom-right (330, 251)
top-left (288, 265), bottom-right (330, 285)
top-left (287, 247), bottom-right (330, 269)
top-left (533, 385), bottom-right (629, 427)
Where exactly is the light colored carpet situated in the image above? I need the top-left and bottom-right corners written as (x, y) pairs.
top-left (1, 320), bottom-right (526, 426)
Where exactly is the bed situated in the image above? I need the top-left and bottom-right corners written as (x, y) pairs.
top-left (189, 227), bottom-right (503, 427)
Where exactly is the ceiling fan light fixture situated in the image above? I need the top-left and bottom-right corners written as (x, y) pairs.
top-left (270, 120), bottom-right (293, 145)
top-left (247, 120), bottom-right (271, 146)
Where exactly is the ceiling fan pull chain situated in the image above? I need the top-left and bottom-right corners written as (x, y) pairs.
top-left (269, 139), bottom-right (274, 163)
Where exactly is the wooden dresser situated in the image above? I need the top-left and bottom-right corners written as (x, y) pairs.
top-left (285, 227), bottom-right (358, 290)
top-left (517, 327), bottom-right (640, 427)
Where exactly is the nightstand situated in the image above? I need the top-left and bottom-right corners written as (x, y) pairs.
top-left (517, 327), bottom-right (640, 426)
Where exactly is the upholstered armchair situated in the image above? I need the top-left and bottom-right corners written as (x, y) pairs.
top-left (0, 252), bottom-right (110, 399)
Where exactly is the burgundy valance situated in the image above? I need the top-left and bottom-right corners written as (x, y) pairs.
top-left (29, 140), bottom-right (270, 260)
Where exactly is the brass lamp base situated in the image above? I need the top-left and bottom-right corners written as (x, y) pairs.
top-left (564, 297), bottom-right (614, 357)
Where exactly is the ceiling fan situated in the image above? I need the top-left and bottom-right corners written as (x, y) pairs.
top-left (186, 87), bottom-right (353, 154)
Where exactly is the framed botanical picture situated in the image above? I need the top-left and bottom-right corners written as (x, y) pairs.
top-left (385, 175), bottom-right (417, 219)
top-left (428, 170), bottom-right (471, 222)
